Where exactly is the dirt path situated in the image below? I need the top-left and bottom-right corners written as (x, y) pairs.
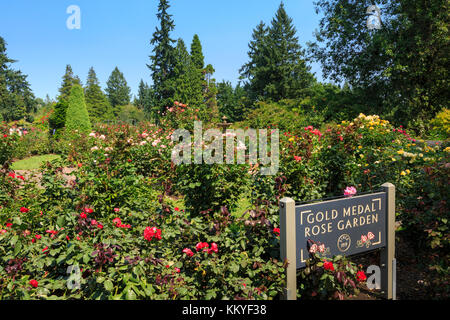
top-left (14, 167), bottom-right (77, 189)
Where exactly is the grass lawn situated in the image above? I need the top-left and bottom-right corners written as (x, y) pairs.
top-left (11, 154), bottom-right (61, 170)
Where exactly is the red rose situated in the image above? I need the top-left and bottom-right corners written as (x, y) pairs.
top-left (195, 242), bottom-right (209, 252)
top-left (208, 242), bottom-right (218, 254)
top-left (35, 234), bottom-right (41, 240)
top-left (114, 208), bottom-right (120, 212)
top-left (84, 208), bottom-right (93, 214)
top-left (182, 248), bottom-right (194, 257)
top-left (20, 207), bottom-right (29, 213)
top-left (113, 217), bottom-right (121, 226)
top-left (144, 226), bottom-right (162, 241)
top-left (273, 228), bottom-right (280, 236)
top-left (29, 279), bottom-right (38, 288)
top-left (356, 270), bottom-right (367, 282)
top-left (323, 261), bottom-right (334, 271)
top-left (80, 212), bottom-right (87, 219)
top-left (174, 207), bottom-right (180, 211)
top-left (97, 223), bottom-right (103, 229)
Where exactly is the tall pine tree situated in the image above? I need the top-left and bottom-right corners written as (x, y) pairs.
top-left (84, 67), bottom-right (113, 122)
top-left (240, 3), bottom-right (314, 102)
top-left (0, 36), bottom-right (36, 121)
top-left (106, 67), bottom-right (131, 116)
top-left (135, 79), bottom-right (155, 117)
top-left (58, 64), bottom-right (81, 105)
top-left (148, 0), bottom-right (176, 118)
top-left (49, 64), bottom-right (81, 133)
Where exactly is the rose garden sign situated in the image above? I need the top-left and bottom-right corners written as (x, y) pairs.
top-left (279, 182), bottom-right (396, 300)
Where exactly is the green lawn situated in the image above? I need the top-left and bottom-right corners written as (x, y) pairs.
top-left (11, 154), bottom-right (61, 170)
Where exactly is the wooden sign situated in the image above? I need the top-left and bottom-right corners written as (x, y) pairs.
top-left (295, 192), bottom-right (386, 268)
top-left (279, 183), bottom-right (396, 300)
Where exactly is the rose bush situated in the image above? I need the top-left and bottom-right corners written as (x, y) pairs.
top-left (0, 106), bottom-right (448, 299)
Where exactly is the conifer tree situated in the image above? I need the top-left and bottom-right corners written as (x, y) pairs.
top-left (136, 79), bottom-right (155, 117)
top-left (65, 84), bottom-right (92, 133)
top-left (58, 64), bottom-right (81, 105)
top-left (105, 67), bottom-right (131, 116)
top-left (188, 34), bottom-right (206, 108)
top-left (84, 67), bottom-right (113, 122)
top-left (148, 0), bottom-right (176, 117)
top-left (0, 36), bottom-right (36, 121)
top-left (240, 3), bottom-right (314, 102)
top-left (49, 64), bottom-right (81, 133)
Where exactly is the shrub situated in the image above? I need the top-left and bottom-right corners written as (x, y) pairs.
top-left (65, 85), bottom-right (92, 134)
top-left (429, 108), bottom-right (450, 140)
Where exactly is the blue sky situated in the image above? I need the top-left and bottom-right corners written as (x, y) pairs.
top-left (0, 0), bottom-right (324, 100)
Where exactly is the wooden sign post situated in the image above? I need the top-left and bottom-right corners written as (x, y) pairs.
top-left (279, 182), bottom-right (396, 300)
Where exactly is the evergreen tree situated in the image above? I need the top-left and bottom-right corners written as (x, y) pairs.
top-left (0, 36), bottom-right (36, 121)
top-left (105, 67), bottom-right (131, 116)
top-left (148, 0), bottom-right (176, 117)
top-left (310, 0), bottom-right (449, 127)
top-left (84, 67), bottom-right (113, 122)
top-left (50, 64), bottom-right (81, 131)
top-left (65, 84), bottom-right (92, 133)
top-left (189, 34), bottom-right (206, 108)
top-left (204, 64), bottom-right (219, 122)
top-left (58, 64), bottom-right (81, 105)
top-left (240, 3), bottom-right (314, 102)
top-left (135, 79), bottom-right (155, 117)
top-left (239, 21), bottom-right (269, 101)
top-left (172, 39), bottom-right (193, 105)
top-left (217, 81), bottom-right (246, 122)
top-left (190, 34), bottom-right (204, 71)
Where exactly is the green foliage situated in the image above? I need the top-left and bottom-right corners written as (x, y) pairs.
top-left (65, 85), bottom-right (92, 134)
top-left (85, 67), bottom-right (113, 123)
top-left (106, 67), bottom-right (131, 116)
top-left (0, 36), bottom-right (37, 122)
top-left (310, 0), bottom-right (449, 128)
top-left (149, 0), bottom-right (177, 119)
top-left (13, 128), bottom-right (50, 159)
top-left (429, 108), bottom-right (450, 140)
top-left (117, 105), bottom-right (145, 124)
top-left (299, 252), bottom-right (365, 300)
top-left (57, 65), bottom-right (81, 105)
top-left (176, 163), bottom-right (250, 217)
top-left (0, 125), bottom-right (17, 166)
top-left (240, 3), bottom-right (314, 102)
top-left (217, 81), bottom-right (246, 123)
top-left (48, 102), bottom-right (68, 137)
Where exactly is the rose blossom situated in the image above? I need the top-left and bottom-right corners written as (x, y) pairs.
top-left (344, 186), bottom-right (357, 197)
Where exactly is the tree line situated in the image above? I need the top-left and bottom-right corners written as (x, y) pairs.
top-left (0, 0), bottom-right (447, 132)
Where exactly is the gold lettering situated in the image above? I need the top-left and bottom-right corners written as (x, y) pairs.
top-left (345, 219), bottom-right (352, 229)
top-left (337, 220), bottom-right (344, 230)
top-left (327, 222), bottom-right (333, 233)
top-left (358, 205), bottom-right (364, 214)
top-left (353, 217), bottom-right (358, 227)
top-left (312, 225), bottom-right (320, 236)
top-left (359, 215), bottom-right (366, 226)
top-left (343, 207), bottom-right (351, 217)
top-left (304, 227), bottom-right (310, 237)
top-left (306, 213), bottom-right (314, 224)
top-left (332, 209), bottom-right (338, 219)
top-left (365, 204), bottom-right (372, 213)
top-left (316, 212), bottom-right (324, 223)
top-left (372, 213), bottom-right (378, 223)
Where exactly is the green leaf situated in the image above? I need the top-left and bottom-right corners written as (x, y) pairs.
top-left (10, 235), bottom-right (18, 246)
top-left (13, 242), bottom-right (22, 256)
top-left (104, 280), bottom-right (114, 291)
